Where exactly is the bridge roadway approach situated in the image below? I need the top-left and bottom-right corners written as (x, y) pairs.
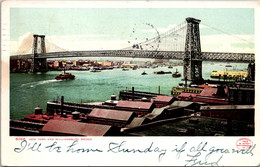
top-left (10, 50), bottom-right (255, 63)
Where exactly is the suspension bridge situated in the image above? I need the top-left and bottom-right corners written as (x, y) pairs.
top-left (10, 17), bottom-right (255, 81)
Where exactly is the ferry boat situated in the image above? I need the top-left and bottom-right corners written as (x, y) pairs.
top-left (211, 70), bottom-right (248, 79)
top-left (172, 86), bottom-right (203, 96)
top-left (55, 69), bottom-right (75, 80)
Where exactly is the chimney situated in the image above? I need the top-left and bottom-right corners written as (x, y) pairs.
top-left (132, 87), bottom-right (134, 101)
top-left (61, 96), bottom-right (64, 115)
top-left (215, 85), bottom-right (226, 96)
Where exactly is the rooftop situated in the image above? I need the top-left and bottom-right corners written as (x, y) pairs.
top-left (154, 95), bottom-right (174, 102)
top-left (89, 108), bottom-right (134, 121)
top-left (199, 87), bottom-right (228, 97)
top-left (24, 113), bottom-right (83, 123)
top-left (116, 100), bottom-right (153, 110)
top-left (126, 117), bottom-right (146, 128)
top-left (171, 101), bottom-right (194, 107)
top-left (40, 120), bottom-right (111, 136)
top-left (124, 117), bottom-right (254, 136)
top-left (200, 105), bottom-right (254, 110)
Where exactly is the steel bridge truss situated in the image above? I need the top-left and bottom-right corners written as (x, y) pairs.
top-left (11, 50), bottom-right (255, 63)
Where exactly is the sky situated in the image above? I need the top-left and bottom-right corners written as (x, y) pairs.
top-left (10, 8), bottom-right (254, 54)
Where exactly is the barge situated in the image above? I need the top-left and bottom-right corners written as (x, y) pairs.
top-left (154, 71), bottom-right (172, 74)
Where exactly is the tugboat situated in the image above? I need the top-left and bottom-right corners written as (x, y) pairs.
top-left (141, 71), bottom-right (147, 75)
top-left (55, 68), bottom-right (75, 80)
top-left (172, 69), bottom-right (181, 78)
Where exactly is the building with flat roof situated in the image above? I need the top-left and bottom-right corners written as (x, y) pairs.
top-left (40, 120), bottom-right (119, 136)
top-left (153, 95), bottom-right (176, 108)
top-left (87, 108), bottom-right (137, 127)
top-left (115, 100), bottom-right (155, 116)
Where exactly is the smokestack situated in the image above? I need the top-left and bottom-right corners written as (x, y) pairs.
top-left (61, 96), bottom-right (64, 115)
top-left (216, 85), bottom-right (225, 96)
top-left (132, 87), bottom-right (134, 101)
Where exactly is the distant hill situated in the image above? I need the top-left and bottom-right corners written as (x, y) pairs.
top-left (16, 33), bottom-right (66, 54)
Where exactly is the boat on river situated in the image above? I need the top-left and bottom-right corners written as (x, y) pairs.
top-left (154, 71), bottom-right (172, 74)
top-left (55, 69), bottom-right (75, 80)
top-left (211, 70), bottom-right (248, 79)
top-left (141, 71), bottom-right (147, 75)
top-left (172, 69), bottom-right (181, 78)
top-left (90, 69), bottom-right (101, 72)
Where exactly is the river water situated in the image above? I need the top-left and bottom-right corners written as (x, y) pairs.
top-left (10, 62), bottom-right (248, 120)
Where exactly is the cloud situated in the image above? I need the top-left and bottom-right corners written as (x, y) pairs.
top-left (200, 24), bottom-right (210, 29)
top-left (11, 32), bottom-right (254, 55)
top-left (10, 33), bottom-right (128, 54)
top-left (201, 34), bottom-right (254, 53)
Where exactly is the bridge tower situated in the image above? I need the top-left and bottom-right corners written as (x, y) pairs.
top-left (183, 17), bottom-right (203, 82)
top-left (247, 63), bottom-right (255, 81)
top-left (30, 34), bottom-right (48, 72)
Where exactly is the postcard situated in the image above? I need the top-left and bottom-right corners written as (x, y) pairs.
top-left (1, 0), bottom-right (260, 166)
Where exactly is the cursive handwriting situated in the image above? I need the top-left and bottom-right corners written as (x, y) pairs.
top-left (108, 141), bottom-right (167, 161)
top-left (45, 141), bottom-right (62, 153)
top-left (13, 140), bottom-right (256, 166)
top-left (185, 152), bottom-right (223, 166)
top-left (171, 142), bottom-right (187, 159)
top-left (232, 144), bottom-right (256, 156)
top-left (14, 140), bottom-right (41, 153)
top-left (66, 140), bottom-right (103, 153)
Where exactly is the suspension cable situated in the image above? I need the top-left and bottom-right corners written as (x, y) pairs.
top-left (201, 23), bottom-right (254, 45)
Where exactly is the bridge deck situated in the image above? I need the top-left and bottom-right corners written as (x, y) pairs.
top-left (10, 50), bottom-right (255, 63)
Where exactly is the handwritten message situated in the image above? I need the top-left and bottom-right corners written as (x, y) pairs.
top-left (13, 138), bottom-right (256, 166)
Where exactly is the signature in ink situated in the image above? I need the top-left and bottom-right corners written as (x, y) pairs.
top-left (185, 152), bottom-right (223, 166)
